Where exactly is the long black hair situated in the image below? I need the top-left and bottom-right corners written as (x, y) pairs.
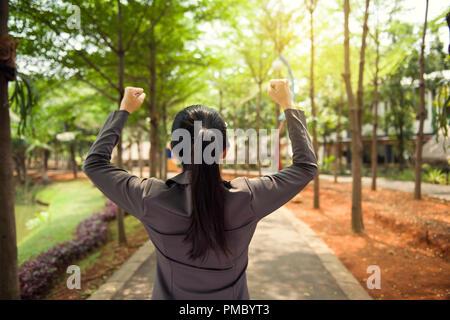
top-left (170, 105), bottom-right (231, 261)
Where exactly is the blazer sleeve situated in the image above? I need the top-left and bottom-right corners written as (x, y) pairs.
top-left (244, 107), bottom-right (318, 221)
top-left (82, 109), bottom-right (153, 221)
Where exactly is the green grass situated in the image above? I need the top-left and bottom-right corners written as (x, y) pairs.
top-left (17, 179), bottom-right (106, 265)
top-left (78, 251), bottom-right (102, 271)
top-left (373, 168), bottom-right (417, 182)
top-left (78, 214), bottom-right (143, 272)
top-left (362, 166), bottom-right (447, 185)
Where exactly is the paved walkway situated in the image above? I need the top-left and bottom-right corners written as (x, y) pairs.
top-left (320, 174), bottom-right (450, 201)
top-left (89, 206), bottom-right (371, 300)
top-left (221, 169), bottom-right (449, 201)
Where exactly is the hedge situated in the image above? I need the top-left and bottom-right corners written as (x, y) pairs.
top-left (18, 199), bottom-right (118, 299)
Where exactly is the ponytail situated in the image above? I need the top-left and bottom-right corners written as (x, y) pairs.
top-left (185, 160), bottom-right (230, 261)
top-left (171, 105), bottom-right (231, 261)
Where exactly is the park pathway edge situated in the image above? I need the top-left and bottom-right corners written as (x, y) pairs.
top-left (281, 206), bottom-right (372, 300)
top-left (88, 240), bottom-right (154, 300)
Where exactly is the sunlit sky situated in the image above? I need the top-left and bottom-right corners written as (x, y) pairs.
top-left (400, 0), bottom-right (449, 46)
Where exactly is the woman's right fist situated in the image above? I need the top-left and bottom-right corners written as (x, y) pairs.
top-left (120, 87), bottom-right (146, 114)
top-left (267, 79), bottom-right (295, 110)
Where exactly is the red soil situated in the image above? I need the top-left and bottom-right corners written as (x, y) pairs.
top-left (286, 179), bottom-right (449, 300)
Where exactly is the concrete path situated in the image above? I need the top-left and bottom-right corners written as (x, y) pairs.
top-left (89, 206), bottom-right (371, 300)
top-left (320, 174), bottom-right (450, 201)
top-left (220, 169), bottom-right (449, 201)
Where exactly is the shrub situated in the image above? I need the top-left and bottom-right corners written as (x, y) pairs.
top-left (424, 168), bottom-right (447, 185)
top-left (18, 199), bottom-right (118, 299)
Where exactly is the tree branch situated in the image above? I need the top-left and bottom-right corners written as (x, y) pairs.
top-left (75, 74), bottom-right (117, 102)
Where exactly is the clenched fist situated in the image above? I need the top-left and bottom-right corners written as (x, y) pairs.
top-left (120, 87), bottom-right (146, 114)
top-left (267, 79), bottom-right (295, 110)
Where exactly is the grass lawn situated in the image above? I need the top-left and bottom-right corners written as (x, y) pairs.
top-left (18, 179), bottom-right (106, 265)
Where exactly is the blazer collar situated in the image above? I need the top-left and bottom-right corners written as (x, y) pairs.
top-left (166, 170), bottom-right (192, 186)
top-left (165, 169), bottom-right (231, 188)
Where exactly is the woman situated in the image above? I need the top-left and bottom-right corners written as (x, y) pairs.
top-left (83, 79), bottom-right (318, 299)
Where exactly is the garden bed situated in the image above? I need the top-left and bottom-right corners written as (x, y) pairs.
top-left (44, 213), bottom-right (148, 300)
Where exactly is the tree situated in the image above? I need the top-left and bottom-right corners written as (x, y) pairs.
top-left (371, 13), bottom-right (380, 191)
top-left (0, 0), bottom-right (20, 299)
top-left (260, 1), bottom-right (299, 170)
top-left (233, 12), bottom-right (274, 175)
top-left (11, 0), bottom-right (161, 245)
top-left (307, 0), bottom-right (319, 209)
top-left (334, 94), bottom-right (344, 182)
top-left (382, 66), bottom-right (415, 170)
top-left (414, 0), bottom-right (429, 200)
top-left (367, 0), bottom-right (413, 190)
top-left (342, 0), bottom-right (371, 233)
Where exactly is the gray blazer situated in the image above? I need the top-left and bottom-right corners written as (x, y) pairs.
top-left (82, 107), bottom-right (318, 300)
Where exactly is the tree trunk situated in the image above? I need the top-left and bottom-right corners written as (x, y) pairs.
top-left (257, 81), bottom-right (262, 176)
top-left (27, 153), bottom-right (31, 169)
top-left (22, 154), bottom-right (27, 185)
top-left (343, 0), bottom-right (369, 233)
top-left (246, 138), bottom-right (250, 175)
top-left (309, 6), bottom-right (320, 209)
top-left (41, 148), bottom-right (49, 184)
top-left (127, 140), bottom-right (132, 172)
top-left (116, 0), bottom-right (127, 246)
top-left (233, 104), bottom-right (237, 176)
top-left (13, 157), bottom-right (22, 183)
top-left (148, 28), bottom-right (159, 178)
top-left (398, 124), bottom-right (405, 170)
top-left (275, 69), bottom-right (281, 170)
top-left (0, 0), bottom-right (20, 299)
top-left (54, 148), bottom-right (59, 169)
top-left (44, 149), bottom-right (49, 171)
top-left (371, 29), bottom-right (379, 191)
top-left (414, 0), bottom-right (428, 200)
top-left (356, 0), bottom-right (370, 135)
top-left (159, 147), bottom-right (164, 179)
top-left (334, 97), bottom-right (342, 183)
top-left (70, 143), bottom-right (77, 179)
top-left (219, 89), bottom-right (223, 114)
top-left (162, 103), bottom-right (168, 180)
top-left (137, 134), bottom-right (143, 177)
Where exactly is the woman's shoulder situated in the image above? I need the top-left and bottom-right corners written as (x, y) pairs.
top-left (227, 176), bottom-right (252, 195)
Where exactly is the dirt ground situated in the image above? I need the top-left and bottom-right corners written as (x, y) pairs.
top-left (286, 179), bottom-right (449, 300)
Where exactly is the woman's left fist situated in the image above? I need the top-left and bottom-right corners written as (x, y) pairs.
top-left (120, 87), bottom-right (146, 114)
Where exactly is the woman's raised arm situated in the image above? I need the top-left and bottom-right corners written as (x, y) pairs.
top-left (82, 87), bottom-right (151, 220)
top-left (244, 79), bottom-right (318, 220)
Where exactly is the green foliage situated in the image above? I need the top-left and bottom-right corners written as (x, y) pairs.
top-left (424, 168), bottom-right (447, 185)
top-left (422, 163), bottom-right (447, 185)
top-left (9, 73), bottom-right (38, 135)
top-left (321, 155), bottom-right (335, 174)
top-left (6, 0), bottom-right (449, 171)
top-left (17, 179), bottom-right (105, 264)
top-left (376, 167), bottom-right (416, 181)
